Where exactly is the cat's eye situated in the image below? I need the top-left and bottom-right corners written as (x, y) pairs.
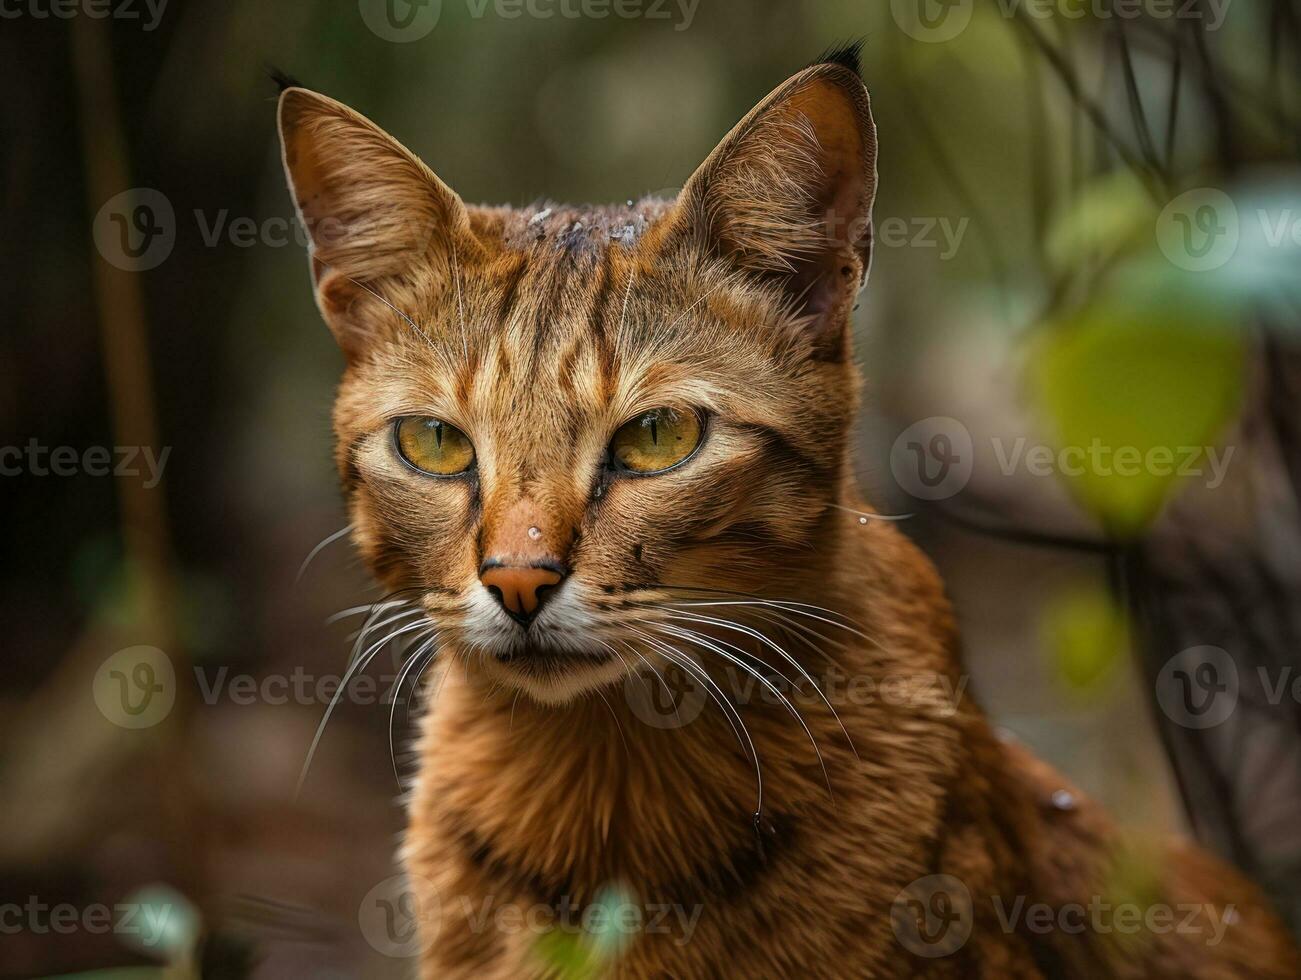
top-left (394, 417), bottom-right (476, 475)
top-left (609, 408), bottom-right (703, 475)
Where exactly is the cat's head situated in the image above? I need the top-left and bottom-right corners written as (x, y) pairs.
top-left (278, 49), bottom-right (876, 703)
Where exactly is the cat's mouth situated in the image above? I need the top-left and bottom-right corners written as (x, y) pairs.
top-left (492, 642), bottom-right (612, 674)
top-left (476, 635), bottom-right (626, 703)
top-left (454, 584), bottom-right (630, 701)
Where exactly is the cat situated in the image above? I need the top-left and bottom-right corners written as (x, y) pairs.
top-left (277, 46), bottom-right (1298, 978)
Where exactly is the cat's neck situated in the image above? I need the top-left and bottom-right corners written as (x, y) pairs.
top-left (407, 510), bottom-right (971, 904)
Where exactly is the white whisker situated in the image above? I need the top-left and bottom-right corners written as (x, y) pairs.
top-left (296, 523), bottom-right (354, 583)
top-left (828, 502), bottom-right (913, 522)
top-left (616, 268), bottom-right (636, 345)
top-left (342, 274), bottom-right (437, 351)
top-left (662, 609), bottom-right (857, 762)
top-left (388, 631), bottom-right (439, 792)
top-left (626, 624), bottom-right (765, 820)
top-left (450, 237), bottom-right (468, 359)
top-left (653, 622), bottom-right (834, 799)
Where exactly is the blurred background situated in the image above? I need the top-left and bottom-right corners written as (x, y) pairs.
top-left (2, 0), bottom-right (1300, 975)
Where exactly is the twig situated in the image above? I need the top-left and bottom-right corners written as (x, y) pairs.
top-left (1010, 5), bottom-right (1165, 201)
top-left (70, 11), bottom-right (200, 900)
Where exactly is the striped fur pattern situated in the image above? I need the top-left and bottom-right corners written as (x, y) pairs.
top-left (278, 50), bottom-right (1298, 978)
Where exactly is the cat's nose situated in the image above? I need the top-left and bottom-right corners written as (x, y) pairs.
top-left (479, 560), bottom-right (566, 625)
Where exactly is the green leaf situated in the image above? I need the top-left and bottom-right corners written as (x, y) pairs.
top-left (1042, 588), bottom-right (1128, 695)
top-left (1046, 171), bottom-right (1154, 273)
top-left (531, 884), bottom-right (639, 979)
top-left (1029, 306), bottom-right (1244, 536)
top-left (534, 930), bottom-right (601, 980)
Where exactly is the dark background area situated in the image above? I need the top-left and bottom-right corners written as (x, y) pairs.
top-left (2, 0), bottom-right (1299, 976)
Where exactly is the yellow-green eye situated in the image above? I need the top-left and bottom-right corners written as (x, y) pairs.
top-left (394, 417), bottom-right (475, 475)
top-left (609, 408), bottom-right (702, 474)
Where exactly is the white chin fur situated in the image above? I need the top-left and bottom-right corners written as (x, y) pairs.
top-left (454, 579), bottom-right (628, 704)
top-left (479, 650), bottom-right (630, 705)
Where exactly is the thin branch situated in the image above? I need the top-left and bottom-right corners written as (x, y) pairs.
top-left (1185, 1), bottom-right (1239, 173)
top-left (1164, 27), bottom-right (1183, 170)
top-left (1010, 6), bottom-right (1165, 200)
top-left (1115, 18), bottom-right (1169, 189)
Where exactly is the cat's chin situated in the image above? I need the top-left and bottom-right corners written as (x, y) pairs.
top-left (476, 644), bottom-right (629, 705)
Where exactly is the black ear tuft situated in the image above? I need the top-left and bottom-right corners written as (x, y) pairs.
top-left (812, 40), bottom-right (863, 77)
top-left (267, 65), bottom-right (305, 93)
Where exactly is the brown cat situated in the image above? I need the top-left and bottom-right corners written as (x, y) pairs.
top-left (277, 47), bottom-right (1298, 978)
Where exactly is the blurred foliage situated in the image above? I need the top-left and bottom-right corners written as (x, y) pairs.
top-left (1098, 843), bottom-right (1167, 956)
top-left (1042, 587), bottom-right (1128, 696)
top-left (118, 884), bottom-right (201, 961)
top-left (1030, 311), bottom-right (1243, 535)
top-left (44, 972), bottom-right (168, 980)
top-left (533, 884), bottom-right (639, 979)
top-left (4, 0), bottom-right (1300, 973)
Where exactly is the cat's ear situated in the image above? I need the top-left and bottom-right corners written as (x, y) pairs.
top-left (277, 87), bottom-right (473, 357)
top-left (670, 50), bottom-right (877, 358)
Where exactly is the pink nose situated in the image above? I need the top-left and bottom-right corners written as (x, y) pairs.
top-left (479, 562), bottom-right (564, 623)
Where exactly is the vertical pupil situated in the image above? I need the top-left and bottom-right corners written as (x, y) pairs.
top-left (649, 414), bottom-right (659, 445)
top-left (432, 421), bottom-right (443, 450)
